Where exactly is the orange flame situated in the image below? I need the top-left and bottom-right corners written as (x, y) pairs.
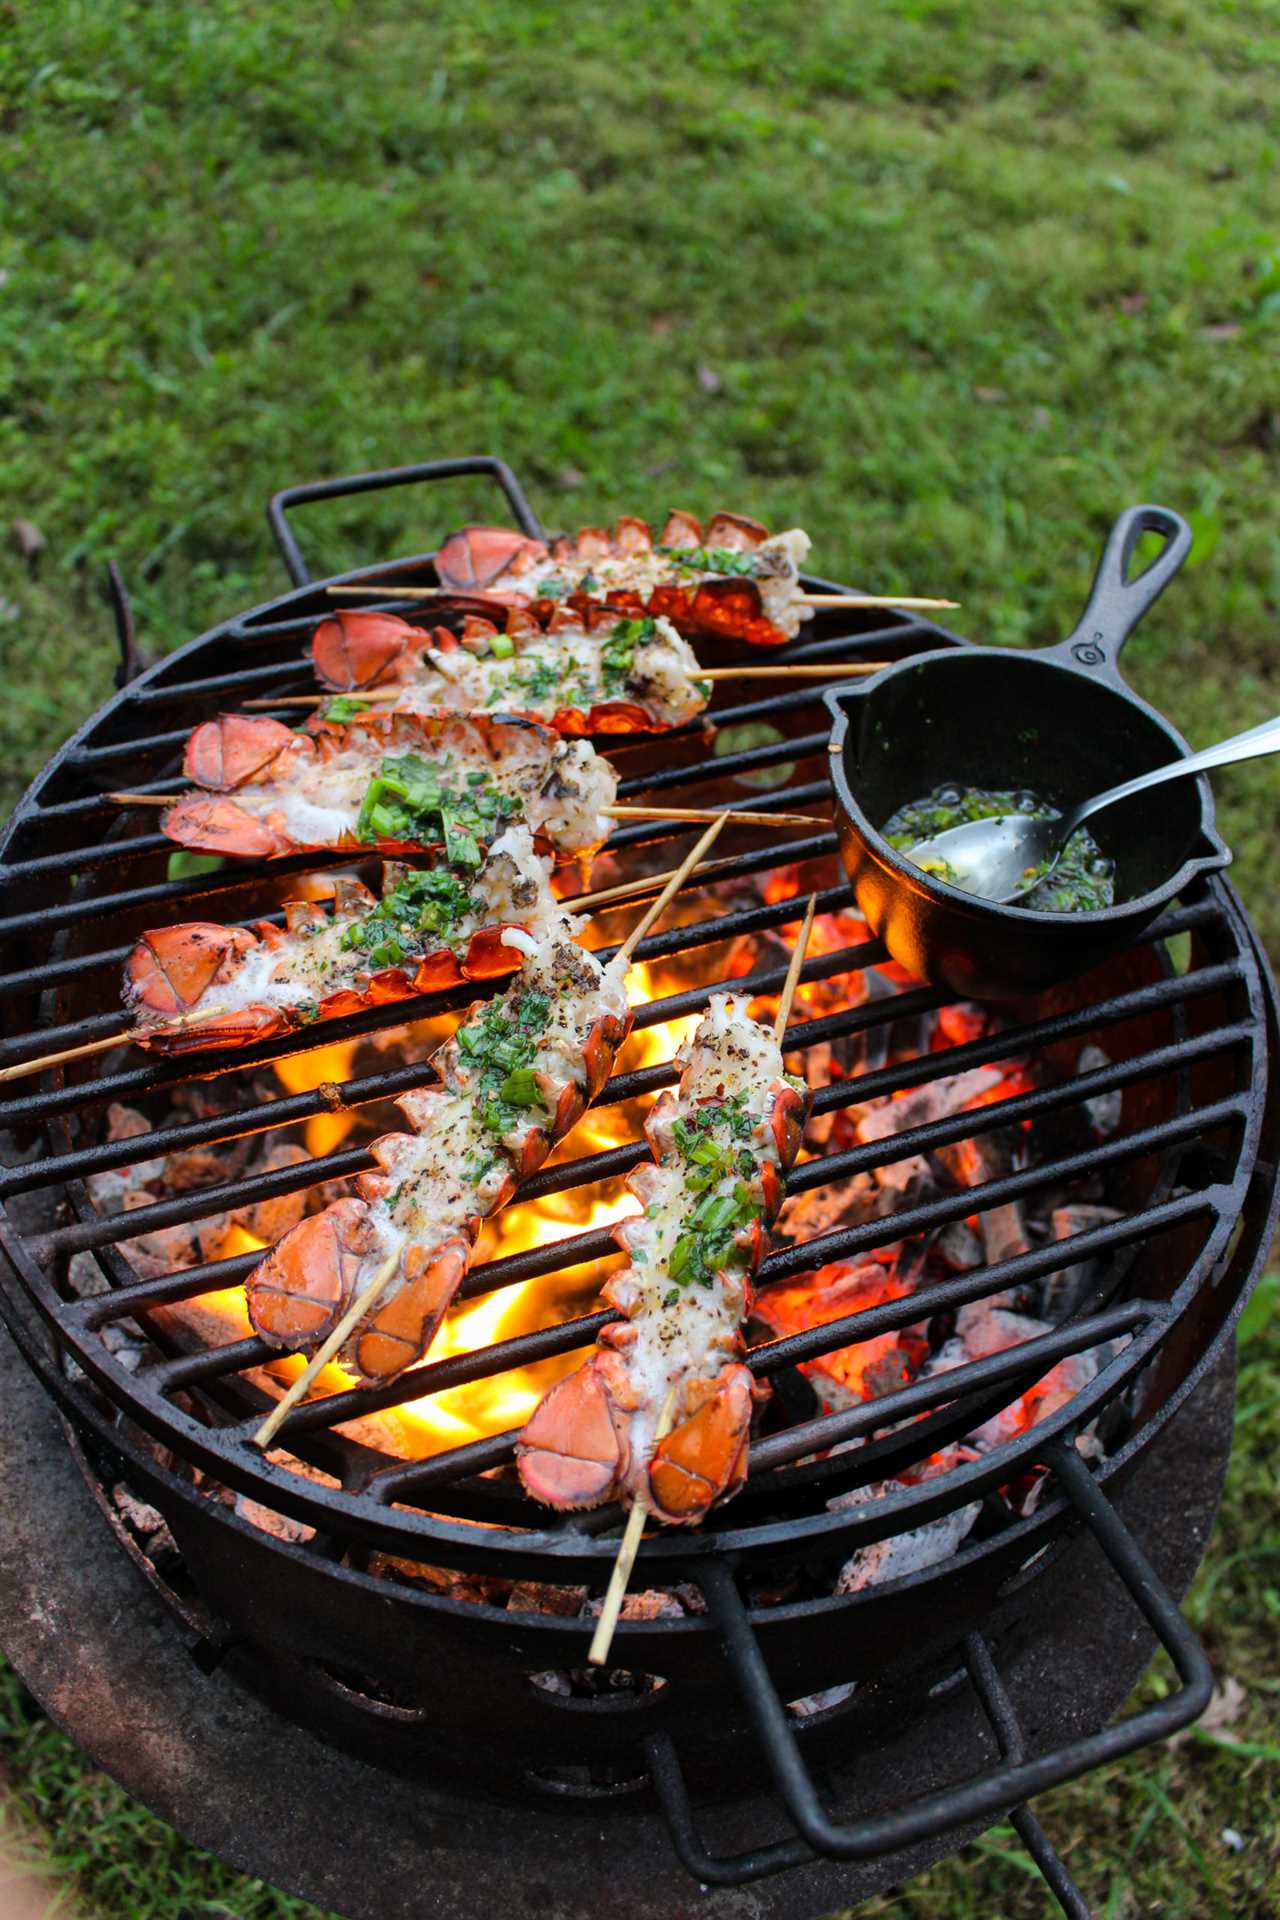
top-left (180, 970), bottom-right (700, 1463)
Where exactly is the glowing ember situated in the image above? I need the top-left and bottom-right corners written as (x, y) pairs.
top-left (754, 1260), bottom-right (929, 1408)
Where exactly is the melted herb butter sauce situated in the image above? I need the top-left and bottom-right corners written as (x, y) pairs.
top-left (884, 784), bottom-right (1116, 913)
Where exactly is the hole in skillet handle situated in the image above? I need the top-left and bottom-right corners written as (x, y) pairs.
top-left (1038, 502), bottom-right (1192, 686)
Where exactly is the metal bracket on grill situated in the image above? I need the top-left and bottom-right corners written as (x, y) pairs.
top-left (106, 561), bottom-right (143, 687)
top-left (265, 455), bottom-right (547, 586)
top-left (647, 1437), bottom-right (1212, 1912)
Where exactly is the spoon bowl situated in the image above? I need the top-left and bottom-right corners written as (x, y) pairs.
top-left (905, 713), bottom-right (1280, 906)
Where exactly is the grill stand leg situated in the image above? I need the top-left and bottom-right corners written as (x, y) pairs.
top-left (645, 1435), bottom-right (1213, 1908)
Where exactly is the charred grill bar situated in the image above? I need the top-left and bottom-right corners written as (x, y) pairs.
top-left (0, 457), bottom-right (1276, 1919)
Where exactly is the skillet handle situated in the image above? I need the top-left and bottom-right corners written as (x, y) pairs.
top-left (1045, 504), bottom-right (1192, 685)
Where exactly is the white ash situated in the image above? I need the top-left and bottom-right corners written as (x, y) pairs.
top-left (937, 1219), bottom-right (984, 1270)
top-left (788, 1681), bottom-right (858, 1719)
top-left (1041, 1204), bottom-right (1124, 1314)
top-left (829, 1448), bottom-right (981, 1594)
top-left (853, 1068), bottom-right (1004, 1193)
top-left (778, 1169), bottom-right (898, 1241)
top-left (924, 1304), bottom-right (1114, 1456)
top-left (233, 1493), bottom-right (316, 1545)
top-left (1077, 1045), bottom-right (1122, 1137)
top-left (111, 1484), bottom-right (177, 1559)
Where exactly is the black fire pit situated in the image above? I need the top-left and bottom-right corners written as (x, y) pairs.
top-left (0, 457), bottom-right (1276, 1918)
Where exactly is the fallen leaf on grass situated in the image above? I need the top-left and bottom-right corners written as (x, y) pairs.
top-left (10, 518), bottom-right (44, 567)
top-left (1175, 1674), bottom-right (1247, 1744)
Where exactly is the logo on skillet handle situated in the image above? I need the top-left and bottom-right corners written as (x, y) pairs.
top-left (1072, 639), bottom-right (1106, 666)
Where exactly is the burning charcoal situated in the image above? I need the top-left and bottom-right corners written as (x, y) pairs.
top-left (117, 1191), bottom-right (199, 1278)
top-left (100, 1321), bottom-right (151, 1372)
top-left (834, 1504), bottom-right (981, 1592)
top-left (581, 1588), bottom-right (685, 1623)
top-left (855, 1067), bottom-right (1003, 1194)
top-left (830, 1447), bottom-right (980, 1592)
top-left (1041, 1204), bottom-right (1124, 1314)
top-left (788, 1681), bottom-right (858, 1719)
top-left (932, 1129), bottom-right (1030, 1267)
top-left (528, 1670), bottom-right (572, 1697)
top-left (798, 1040), bottom-right (838, 1144)
top-left (86, 1110), bottom-right (166, 1208)
top-left (927, 1305), bottom-right (1112, 1459)
top-left (508, 1581), bottom-right (589, 1617)
top-left (1077, 1044), bottom-right (1122, 1137)
top-left (777, 1170), bottom-right (882, 1241)
top-left (1051, 1203), bottom-right (1123, 1242)
top-left (938, 1219), bottom-right (983, 1271)
top-left (111, 1483), bottom-right (176, 1553)
top-left (234, 1492), bottom-right (316, 1545)
top-left (755, 1260), bottom-right (928, 1413)
top-left (230, 1141), bottom-right (312, 1244)
top-left (195, 1214), bottom-right (234, 1262)
top-left (163, 1139), bottom-right (251, 1191)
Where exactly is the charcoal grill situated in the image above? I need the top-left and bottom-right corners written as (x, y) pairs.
top-left (0, 456), bottom-right (1276, 1920)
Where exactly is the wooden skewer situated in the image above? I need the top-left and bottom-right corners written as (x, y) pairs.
top-left (590, 898), bottom-right (817, 1667)
top-left (245, 662), bottom-right (892, 709)
top-left (0, 1029), bottom-right (132, 1084)
top-left (569, 850), bottom-right (739, 914)
top-left (606, 805), bottom-right (825, 829)
top-left (252, 1249), bottom-right (401, 1451)
top-left (774, 893), bottom-right (818, 1043)
top-left (325, 584), bottom-right (959, 612)
top-left (588, 1384), bottom-right (678, 1668)
top-left (697, 664), bottom-right (888, 679)
top-left (109, 796), bottom-right (824, 832)
top-left (802, 594), bottom-right (958, 610)
top-left (613, 816), bottom-right (727, 968)
top-left (243, 691), bottom-right (402, 709)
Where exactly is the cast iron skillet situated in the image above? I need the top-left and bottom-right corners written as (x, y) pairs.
top-left (824, 504), bottom-right (1230, 1001)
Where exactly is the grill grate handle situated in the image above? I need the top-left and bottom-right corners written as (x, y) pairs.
top-left (265, 455), bottom-right (546, 586)
top-left (648, 1437), bottom-right (1212, 1897)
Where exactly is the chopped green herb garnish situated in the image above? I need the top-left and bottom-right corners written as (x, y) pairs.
top-left (322, 695), bottom-right (374, 724)
top-left (453, 988), bottom-right (553, 1140)
top-left (354, 750), bottom-right (520, 863)
top-left (339, 865), bottom-right (475, 961)
top-left (659, 545), bottom-right (758, 577)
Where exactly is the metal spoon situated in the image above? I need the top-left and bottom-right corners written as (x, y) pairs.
top-left (903, 713), bottom-right (1280, 904)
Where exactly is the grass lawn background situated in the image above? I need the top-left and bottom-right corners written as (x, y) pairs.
top-left (1, 1), bottom-right (1278, 1914)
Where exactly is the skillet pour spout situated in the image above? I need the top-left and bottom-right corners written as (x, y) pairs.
top-left (825, 504), bottom-right (1230, 1002)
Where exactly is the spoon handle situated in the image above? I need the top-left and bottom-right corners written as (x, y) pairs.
top-left (1068, 714), bottom-right (1280, 834)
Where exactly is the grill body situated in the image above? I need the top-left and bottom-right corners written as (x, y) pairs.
top-left (0, 458), bottom-right (1276, 1901)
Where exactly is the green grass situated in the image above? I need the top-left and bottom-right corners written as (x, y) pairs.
top-left (1, 1), bottom-right (1279, 1913)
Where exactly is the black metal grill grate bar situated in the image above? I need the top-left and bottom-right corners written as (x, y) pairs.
top-left (16, 941), bottom-right (1242, 1261)
top-left (224, 1187), bottom-right (1213, 1447)
top-left (0, 882), bottom-right (858, 1137)
top-left (0, 831), bottom-right (838, 1004)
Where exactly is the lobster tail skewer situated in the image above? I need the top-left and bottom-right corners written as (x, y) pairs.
top-left (158, 708), bottom-right (617, 862)
top-left (517, 969), bottom-right (813, 1529)
top-left (245, 908), bottom-right (633, 1392)
top-left (124, 831), bottom-right (556, 1056)
top-left (312, 605), bottom-right (711, 736)
top-left (245, 820), bottom-right (724, 1433)
top-left (431, 511), bottom-right (813, 647)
